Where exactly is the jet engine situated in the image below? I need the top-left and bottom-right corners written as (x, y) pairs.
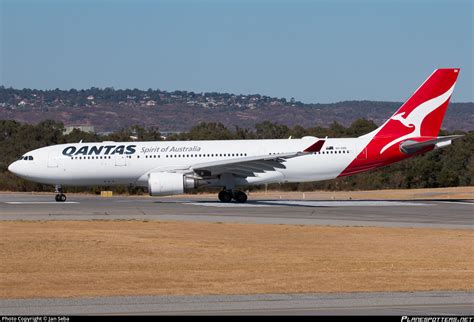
top-left (148, 172), bottom-right (201, 196)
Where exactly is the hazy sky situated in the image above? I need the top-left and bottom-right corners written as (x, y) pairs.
top-left (1, 0), bottom-right (472, 103)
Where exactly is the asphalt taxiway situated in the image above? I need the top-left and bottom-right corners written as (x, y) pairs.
top-left (1, 291), bottom-right (473, 315)
top-left (0, 193), bottom-right (472, 228)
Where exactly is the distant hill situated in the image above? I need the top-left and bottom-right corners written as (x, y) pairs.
top-left (0, 87), bottom-right (472, 133)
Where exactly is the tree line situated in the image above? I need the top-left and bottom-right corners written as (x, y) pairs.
top-left (0, 119), bottom-right (472, 193)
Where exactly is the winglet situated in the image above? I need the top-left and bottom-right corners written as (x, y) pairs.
top-left (304, 140), bottom-right (325, 152)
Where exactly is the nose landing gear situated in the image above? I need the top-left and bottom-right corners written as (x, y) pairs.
top-left (54, 185), bottom-right (67, 202)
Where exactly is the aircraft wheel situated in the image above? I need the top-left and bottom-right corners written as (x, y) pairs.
top-left (55, 194), bottom-right (66, 202)
top-left (218, 190), bottom-right (233, 203)
top-left (233, 191), bottom-right (248, 203)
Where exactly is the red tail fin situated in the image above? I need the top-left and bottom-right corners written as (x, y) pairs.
top-left (339, 68), bottom-right (460, 177)
top-left (370, 68), bottom-right (459, 154)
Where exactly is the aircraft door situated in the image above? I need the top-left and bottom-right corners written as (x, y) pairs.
top-left (47, 151), bottom-right (59, 168)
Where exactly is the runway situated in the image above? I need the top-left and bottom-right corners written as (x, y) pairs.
top-left (0, 193), bottom-right (472, 228)
top-left (1, 193), bottom-right (473, 315)
top-left (1, 291), bottom-right (472, 315)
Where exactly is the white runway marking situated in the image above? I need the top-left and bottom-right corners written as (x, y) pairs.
top-left (187, 200), bottom-right (430, 208)
top-left (187, 202), bottom-right (273, 207)
top-left (266, 200), bottom-right (430, 207)
top-left (438, 201), bottom-right (474, 206)
top-left (5, 202), bottom-right (79, 204)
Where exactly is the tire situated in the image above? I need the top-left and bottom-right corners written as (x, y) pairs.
top-left (218, 190), bottom-right (232, 203)
top-left (55, 194), bottom-right (61, 202)
top-left (233, 191), bottom-right (248, 203)
top-left (60, 194), bottom-right (67, 202)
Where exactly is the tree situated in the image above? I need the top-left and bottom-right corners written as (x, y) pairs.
top-left (346, 119), bottom-right (378, 137)
top-left (180, 123), bottom-right (234, 140)
top-left (255, 121), bottom-right (290, 139)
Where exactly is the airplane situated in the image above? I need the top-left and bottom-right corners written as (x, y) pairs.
top-left (8, 68), bottom-right (463, 203)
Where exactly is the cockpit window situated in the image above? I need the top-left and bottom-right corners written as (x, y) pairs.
top-left (28, 156), bottom-right (33, 161)
top-left (19, 155), bottom-right (33, 161)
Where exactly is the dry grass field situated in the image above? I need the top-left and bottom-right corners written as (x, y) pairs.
top-left (1, 220), bottom-right (473, 299)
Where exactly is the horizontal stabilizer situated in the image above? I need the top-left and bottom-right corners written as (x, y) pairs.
top-left (399, 135), bottom-right (463, 154)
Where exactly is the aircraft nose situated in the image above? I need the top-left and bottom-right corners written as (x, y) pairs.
top-left (8, 161), bottom-right (20, 175)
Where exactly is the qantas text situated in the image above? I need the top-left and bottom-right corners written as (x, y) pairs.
top-left (62, 145), bottom-right (137, 156)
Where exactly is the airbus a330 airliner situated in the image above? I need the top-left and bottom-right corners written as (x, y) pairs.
top-left (8, 68), bottom-right (462, 203)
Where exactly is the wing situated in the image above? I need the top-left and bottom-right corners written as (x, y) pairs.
top-left (189, 139), bottom-right (325, 178)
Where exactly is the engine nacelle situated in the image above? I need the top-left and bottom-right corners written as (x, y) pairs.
top-left (148, 172), bottom-right (199, 196)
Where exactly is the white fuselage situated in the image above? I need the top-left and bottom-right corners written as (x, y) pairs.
top-left (8, 136), bottom-right (359, 188)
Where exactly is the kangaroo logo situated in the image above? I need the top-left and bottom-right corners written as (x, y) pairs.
top-left (391, 112), bottom-right (415, 129)
top-left (380, 84), bottom-right (455, 154)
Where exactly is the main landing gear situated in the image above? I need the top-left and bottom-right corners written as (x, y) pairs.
top-left (218, 190), bottom-right (248, 203)
top-left (54, 185), bottom-right (67, 202)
